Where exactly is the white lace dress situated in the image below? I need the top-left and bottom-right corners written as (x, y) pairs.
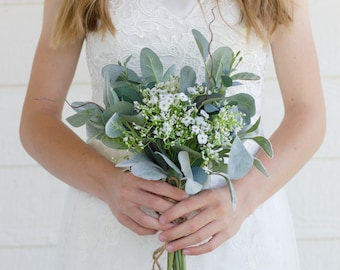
top-left (57, 0), bottom-right (301, 269)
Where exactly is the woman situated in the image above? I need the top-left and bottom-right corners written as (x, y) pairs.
top-left (20, 0), bottom-right (325, 269)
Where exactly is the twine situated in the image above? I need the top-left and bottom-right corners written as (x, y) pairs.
top-left (152, 243), bottom-right (167, 270)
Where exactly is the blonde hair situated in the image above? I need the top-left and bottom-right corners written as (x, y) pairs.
top-left (52, 0), bottom-right (293, 47)
top-left (52, 0), bottom-right (115, 47)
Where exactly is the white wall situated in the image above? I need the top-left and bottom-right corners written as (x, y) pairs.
top-left (0, 0), bottom-right (339, 269)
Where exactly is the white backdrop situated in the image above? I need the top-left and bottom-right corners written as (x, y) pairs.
top-left (0, 0), bottom-right (339, 269)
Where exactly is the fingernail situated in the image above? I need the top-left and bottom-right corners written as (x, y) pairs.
top-left (159, 215), bottom-right (167, 225)
top-left (159, 234), bottom-right (167, 242)
top-left (166, 244), bottom-right (174, 252)
top-left (183, 249), bottom-right (190, 255)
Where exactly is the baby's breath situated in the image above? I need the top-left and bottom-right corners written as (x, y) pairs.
top-left (118, 76), bottom-right (246, 170)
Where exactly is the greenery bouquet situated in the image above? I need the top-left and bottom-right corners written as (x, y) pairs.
top-left (66, 29), bottom-right (273, 270)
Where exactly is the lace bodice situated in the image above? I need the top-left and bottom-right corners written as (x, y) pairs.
top-left (86, 0), bottom-right (269, 122)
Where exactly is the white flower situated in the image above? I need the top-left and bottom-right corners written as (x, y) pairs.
top-left (181, 116), bottom-right (193, 126)
top-left (197, 133), bottom-right (208, 144)
top-left (192, 125), bottom-right (201, 134)
top-left (149, 95), bottom-right (158, 104)
top-left (187, 86), bottom-right (198, 94)
top-left (200, 109), bottom-right (210, 119)
top-left (178, 92), bottom-right (189, 102)
top-left (159, 95), bottom-right (174, 112)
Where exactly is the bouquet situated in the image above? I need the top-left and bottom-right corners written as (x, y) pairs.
top-left (67, 29), bottom-right (273, 270)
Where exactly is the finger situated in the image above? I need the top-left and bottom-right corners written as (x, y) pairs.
top-left (116, 212), bottom-right (158, 236)
top-left (167, 222), bottom-right (221, 253)
top-left (132, 190), bottom-right (177, 213)
top-left (140, 179), bottom-right (189, 202)
top-left (183, 232), bottom-right (227, 256)
top-left (159, 193), bottom-right (206, 225)
top-left (159, 209), bottom-right (211, 242)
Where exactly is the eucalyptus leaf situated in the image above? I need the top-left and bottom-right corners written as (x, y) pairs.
top-left (101, 135), bottom-right (127, 150)
top-left (228, 136), bottom-right (253, 179)
top-left (192, 29), bottom-right (209, 60)
top-left (163, 64), bottom-right (176, 81)
top-left (105, 113), bottom-right (124, 138)
top-left (102, 101), bottom-right (136, 122)
top-left (113, 85), bottom-right (142, 103)
top-left (66, 112), bottom-right (94, 127)
top-left (227, 93), bottom-right (256, 123)
top-left (70, 101), bottom-right (103, 113)
top-left (231, 72), bottom-right (260, 81)
top-left (221, 75), bottom-right (233, 87)
top-left (116, 154), bottom-right (167, 180)
top-left (103, 71), bottom-right (119, 108)
top-left (140, 48), bottom-right (163, 83)
top-left (130, 162), bottom-right (167, 180)
top-left (86, 121), bottom-right (104, 141)
top-left (101, 64), bottom-right (124, 85)
top-left (179, 66), bottom-right (197, 93)
top-left (204, 103), bottom-right (219, 113)
top-left (119, 112), bottom-right (145, 126)
top-left (206, 47), bottom-right (234, 87)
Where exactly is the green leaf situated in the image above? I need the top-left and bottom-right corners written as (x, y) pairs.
top-left (116, 154), bottom-right (167, 180)
top-left (140, 48), bottom-right (163, 83)
top-left (179, 66), bottom-right (196, 93)
top-left (253, 157), bottom-right (269, 177)
top-left (245, 117), bottom-right (261, 134)
top-left (113, 85), bottom-right (142, 103)
top-left (192, 29), bottom-right (209, 60)
top-left (103, 71), bottom-right (120, 108)
top-left (70, 101), bottom-right (103, 113)
top-left (231, 72), bottom-right (260, 81)
top-left (163, 64), bottom-right (176, 81)
top-left (155, 152), bottom-right (182, 176)
top-left (178, 151), bottom-right (193, 179)
top-left (251, 136), bottom-right (274, 158)
top-left (221, 75), bottom-right (233, 87)
top-left (228, 136), bottom-right (254, 179)
top-left (192, 167), bottom-right (208, 185)
top-left (101, 135), bottom-right (127, 149)
top-left (101, 64), bottom-right (124, 84)
top-left (102, 101), bottom-right (135, 122)
top-left (214, 172), bottom-right (237, 210)
top-left (174, 144), bottom-right (202, 158)
top-left (227, 93), bottom-right (256, 124)
top-left (66, 111), bottom-right (94, 127)
top-left (86, 121), bottom-right (104, 141)
top-left (105, 113), bottom-right (124, 138)
top-left (206, 47), bottom-right (234, 87)
top-left (119, 112), bottom-right (145, 126)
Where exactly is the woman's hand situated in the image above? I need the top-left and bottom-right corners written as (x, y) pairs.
top-left (157, 186), bottom-right (250, 255)
top-left (104, 169), bottom-right (189, 236)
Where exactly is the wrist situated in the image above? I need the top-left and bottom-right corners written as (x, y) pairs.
top-left (233, 170), bottom-right (265, 218)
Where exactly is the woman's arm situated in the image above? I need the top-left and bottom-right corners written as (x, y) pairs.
top-left (158, 0), bottom-right (326, 255)
top-left (20, 0), bottom-right (187, 235)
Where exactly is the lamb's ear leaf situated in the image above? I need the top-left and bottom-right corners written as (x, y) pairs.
top-left (192, 29), bottom-right (209, 60)
top-left (179, 66), bottom-right (196, 93)
top-left (228, 136), bottom-right (253, 180)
